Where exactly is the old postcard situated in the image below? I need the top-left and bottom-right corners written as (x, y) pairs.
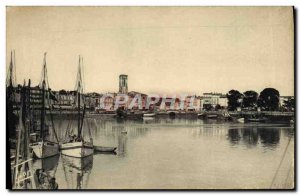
top-left (6, 6), bottom-right (294, 190)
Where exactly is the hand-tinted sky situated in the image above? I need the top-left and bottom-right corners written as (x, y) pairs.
top-left (6, 7), bottom-right (294, 95)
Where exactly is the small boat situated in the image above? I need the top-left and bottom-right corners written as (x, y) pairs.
top-left (143, 113), bottom-right (156, 117)
top-left (247, 118), bottom-right (266, 123)
top-left (127, 113), bottom-right (143, 120)
top-left (143, 116), bottom-right (155, 121)
top-left (206, 114), bottom-right (218, 119)
top-left (86, 112), bottom-right (116, 118)
top-left (116, 108), bottom-right (143, 120)
top-left (237, 118), bottom-right (245, 123)
top-left (94, 146), bottom-right (117, 153)
top-left (197, 113), bottom-right (205, 117)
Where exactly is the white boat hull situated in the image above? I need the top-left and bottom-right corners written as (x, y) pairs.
top-left (237, 118), bottom-right (245, 123)
top-left (61, 141), bottom-right (94, 158)
top-left (143, 113), bottom-right (156, 117)
top-left (143, 117), bottom-right (155, 121)
top-left (30, 141), bottom-right (59, 159)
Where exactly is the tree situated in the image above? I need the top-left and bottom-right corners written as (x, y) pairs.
top-left (203, 104), bottom-right (213, 111)
top-left (243, 90), bottom-right (258, 109)
top-left (257, 88), bottom-right (280, 111)
top-left (59, 89), bottom-right (67, 95)
top-left (283, 97), bottom-right (294, 111)
top-left (215, 104), bottom-right (222, 111)
top-left (226, 90), bottom-right (243, 111)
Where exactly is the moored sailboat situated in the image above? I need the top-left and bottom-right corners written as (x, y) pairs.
top-left (30, 53), bottom-right (59, 159)
top-left (60, 56), bottom-right (94, 158)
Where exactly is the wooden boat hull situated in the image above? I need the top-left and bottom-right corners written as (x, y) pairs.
top-left (94, 146), bottom-right (117, 153)
top-left (206, 114), bottom-right (218, 119)
top-left (30, 141), bottom-right (59, 159)
top-left (60, 141), bottom-right (94, 158)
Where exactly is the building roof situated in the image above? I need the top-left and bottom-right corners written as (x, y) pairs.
top-left (128, 91), bottom-right (148, 97)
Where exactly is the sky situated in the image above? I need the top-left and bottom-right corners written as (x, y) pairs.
top-left (6, 6), bottom-right (294, 96)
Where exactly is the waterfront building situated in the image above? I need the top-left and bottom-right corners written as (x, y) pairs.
top-left (84, 92), bottom-right (101, 110)
top-left (184, 95), bottom-right (200, 111)
top-left (28, 85), bottom-right (57, 110)
top-left (127, 91), bottom-right (148, 110)
top-left (199, 92), bottom-right (228, 111)
top-left (156, 97), bottom-right (181, 111)
top-left (95, 92), bottom-right (116, 111)
top-left (55, 90), bottom-right (74, 105)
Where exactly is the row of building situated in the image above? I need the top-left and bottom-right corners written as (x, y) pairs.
top-left (50, 75), bottom-right (229, 112)
top-left (8, 74), bottom-right (293, 112)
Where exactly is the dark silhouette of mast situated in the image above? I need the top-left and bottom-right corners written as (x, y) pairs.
top-left (40, 53), bottom-right (47, 140)
top-left (7, 50), bottom-right (16, 88)
top-left (8, 51), bottom-right (13, 87)
top-left (76, 56), bottom-right (86, 139)
top-left (6, 51), bottom-right (17, 189)
top-left (77, 56), bottom-right (81, 138)
top-left (41, 80), bottom-right (45, 139)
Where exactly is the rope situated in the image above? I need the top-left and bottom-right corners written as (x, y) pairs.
top-left (46, 87), bottom-right (59, 143)
top-left (270, 136), bottom-right (293, 188)
top-left (86, 118), bottom-right (93, 143)
top-left (284, 161), bottom-right (293, 188)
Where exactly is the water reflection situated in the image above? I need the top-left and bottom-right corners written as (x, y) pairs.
top-left (32, 154), bottom-right (60, 189)
top-left (226, 127), bottom-right (281, 148)
top-left (258, 128), bottom-right (280, 148)
top-left (227, 129), bottom-right (242, 144)
top-left (61, 155), bottom-right (93, 189)
top-left (43, 117), bottom-right (293, 189)
top-left (33, 154), bottom-right (60, 173)
top-left (283, 127), bottom-right (294, 138)
top-left (242, 128), bottom-right (259, 147)
top-left (118, 133), bottom-right (127, 157)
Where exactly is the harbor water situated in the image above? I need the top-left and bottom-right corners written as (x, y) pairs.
top-left (32, 117), bottom-right (294, 189)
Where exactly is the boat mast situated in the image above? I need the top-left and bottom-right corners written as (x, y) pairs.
top-left (6, 50), bottom-right (16, 104)
top-left (13, 81), bottom-right (36, 189)
top-left (40, 53), bottom-right (47, 140)
top-left (7, 50), bottom-right (16, 88)
top-left (77, 56), bottom-right (81, 138)
top-left (8, 51), bottom-right (13, 87)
